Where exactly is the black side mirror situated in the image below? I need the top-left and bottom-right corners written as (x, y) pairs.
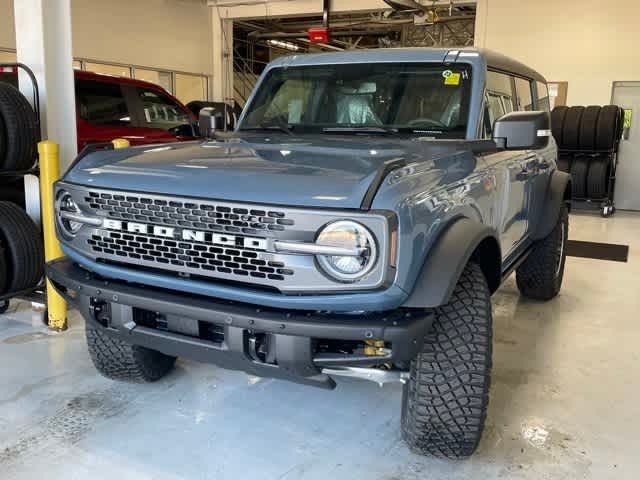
top-left (199, 108), bottom-right (225, 138)
top-left (493, 111), bottom-right (551, 150)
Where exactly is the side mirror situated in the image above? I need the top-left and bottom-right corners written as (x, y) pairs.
top-left (493, 111), bottom-right (551, 150)
top-left (199, 108), bottom-right (225, 138)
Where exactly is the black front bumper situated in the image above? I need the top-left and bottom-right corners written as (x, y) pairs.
top-left (47, 258), bottom-right (432, 389)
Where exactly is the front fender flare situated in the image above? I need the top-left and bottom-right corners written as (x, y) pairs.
top-left (531, 170), bottom-right (572, 241)
top-left (403, 218), bottom-right (501, 309)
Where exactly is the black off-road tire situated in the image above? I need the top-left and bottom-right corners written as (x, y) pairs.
top-left (0, 241), bottom-right (7, 294)
top-left (557, 154), bottom-right (571, 173)
top-left (570, 156), bottom-right (588, 199)
top-left (562, 106), bottom-right (585, 150)
top-left (516, 205), bottom-right (568, 301)
top-left (401, 262), bottom-right (492, 459)
top-left (587, 156), bottom-right (611, 199)
top-left (0, 201), bottom-right (44, 292)
top-left (595, 105), bottom-right (620, 151)
top-left (86, 321), bottom-right (176, 382)
top-left (0, 82), bottom-right (39, 171)
top-left (578, 106), bottom-right (601, 150)
top-left (551, 106), bottom-right (568, 148)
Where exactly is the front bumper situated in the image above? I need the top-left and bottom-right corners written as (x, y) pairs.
top-left (47, 257), bottom-right (432, 389)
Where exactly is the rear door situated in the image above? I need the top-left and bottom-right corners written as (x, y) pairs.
top-left (482, 70), bottom-right (535, 261)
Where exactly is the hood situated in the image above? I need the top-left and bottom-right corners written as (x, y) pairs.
top-left (64, 135), bottom-right (457, 209)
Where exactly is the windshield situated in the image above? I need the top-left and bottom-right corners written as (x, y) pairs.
top-left (240, 62), bottom-right (472, 137)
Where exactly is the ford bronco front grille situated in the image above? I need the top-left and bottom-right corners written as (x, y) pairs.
top-left (87, 229), bottom-right (293, 281)
top-left (83, 191), bottom-right (295, 236)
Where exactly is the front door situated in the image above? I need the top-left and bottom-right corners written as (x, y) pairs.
top-left (612, 82), bottom-right (640, 211)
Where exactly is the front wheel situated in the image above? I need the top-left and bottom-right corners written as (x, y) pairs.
top-left (401, 262), bottom-right (493, 458)
top-left (516, 205), bottom-right (569, 300)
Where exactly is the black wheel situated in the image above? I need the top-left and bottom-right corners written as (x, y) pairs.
top-left (0, 82), bottom-right (39, 171)
top-left (550, 106), bottom-right (568, 148)
top-left (562, 106), bottom-right (585, 150)
top-left (0, 202), bottom-right (44, 292)
top-left (578, 106), bottom-right (601, 150)
top-left (569, 156), bottom-right (588, 199)
top-left (586, 156), bottom-right (611, 199)
top-left (601, 203), bottom-right (615, 218)
top-left (85, 320), bottom-right (176, 382)
top-left (401, 262), bottom-right (492, 458)
top-left (0, 300), bottom-right (9, 314)
top-left (595, 105), bottom-right (620, 151)
top-left (516, 205), bottom-right (568, 300)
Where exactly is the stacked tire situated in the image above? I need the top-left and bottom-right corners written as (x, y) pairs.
top-left (550, 104), bottom-right (623, 201)
top-left (0, 82), bottom-right (39, 171)
top-left (0, 201), bottom-right (44, 297)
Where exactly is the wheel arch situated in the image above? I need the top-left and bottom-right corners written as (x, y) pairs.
top-left (531, 169), bottom-right (572, 241)
top-left (402, 217), bottom-right (502, 309)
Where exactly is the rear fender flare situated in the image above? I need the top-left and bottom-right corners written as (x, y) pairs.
top-left (403, 218), bottom-right (501, 309)
top-left (532, 170), bottom-right (572, 241)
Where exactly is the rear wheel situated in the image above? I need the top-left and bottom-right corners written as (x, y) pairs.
top-left (85, 321), bottom-right (176, 382)
top-left (401, 262), bottom-right (492, 458)
top-left (516, 205), bottom-right (568, 300)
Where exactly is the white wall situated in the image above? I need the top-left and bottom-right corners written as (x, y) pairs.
top-left (475, 0), bottom-right (640, 106)
top-left (1, 0), bottom-right (213, 75)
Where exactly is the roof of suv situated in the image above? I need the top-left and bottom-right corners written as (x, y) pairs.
top-left (73, 69), bottom-right (168, 90)
top-left (268, 47), bottom-right (546, 83)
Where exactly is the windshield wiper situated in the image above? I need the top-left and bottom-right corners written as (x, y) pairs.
top-left (322, 126), bottom-right (400, 136)
top-left (241, 123), bottom-right (294, 135)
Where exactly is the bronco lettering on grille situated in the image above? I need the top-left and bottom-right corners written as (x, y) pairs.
top-left (102, 219), bottom-right (268, 251)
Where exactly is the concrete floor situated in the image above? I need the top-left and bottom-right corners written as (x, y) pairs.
top-left (1, 211), bottom-right (638, 479)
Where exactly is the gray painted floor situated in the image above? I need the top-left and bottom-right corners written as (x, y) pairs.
top-left (1, 211), bottom-right (638, 479)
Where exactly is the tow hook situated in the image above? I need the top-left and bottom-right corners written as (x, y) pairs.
top-left (247, 332), bottom-right (274, 364)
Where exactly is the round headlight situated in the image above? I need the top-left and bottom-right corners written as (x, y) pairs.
top-left (56, 190), bottom-right (83, 237)
top-left (316, 220), bottom-right (377, 282)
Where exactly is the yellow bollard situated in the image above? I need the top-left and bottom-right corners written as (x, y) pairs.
top-left (111, 138), bottom-right (130, 149)
top-left (38, 141), bottom-right (67, 331)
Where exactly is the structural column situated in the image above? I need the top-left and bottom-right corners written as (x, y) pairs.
top-left (211, 6), bottom-right (234, 104)
top-left (14, 0), bottom-right (78, 169)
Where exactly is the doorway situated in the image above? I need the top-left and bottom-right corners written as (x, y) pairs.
top-left (612, 82), bottom-right (640, 211)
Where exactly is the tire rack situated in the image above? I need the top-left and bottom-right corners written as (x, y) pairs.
top-left (559, 145), bottom-right (619, 217)
top-left (0, 63), bottom-right (46, 309)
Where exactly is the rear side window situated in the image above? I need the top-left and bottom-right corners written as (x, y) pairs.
top-left (136, 88), bottom-right (191, 130)
top-left (536, 81), bottom-right (550, 112)
top-left (76, 79), bottom-right (131, 126)
top-left (484, 70), bottom-right (514, 135)
top-left (514, 77), bottom-right (533, 111)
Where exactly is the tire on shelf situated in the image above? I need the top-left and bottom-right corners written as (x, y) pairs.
top-left (550, 106), bottom-right (568, 148)
top-left (578, 106), bottom-right (601, 150)
top-left (0, 201), bottom-right (44, 293)
top-left (570, 156), bottom-right (589, 199)
top-left (562, 106), bottom-right (585, 150)
top-left (0, 82), bottom-right (39, 171)
top-left (557, 154), bottom-right (571, 173)
top-left (586, 156), bottom-right (611, 199)
top-left (0, 241), bottom-right (7, 294)
top-left (595, 105), bottom-right (620, 151)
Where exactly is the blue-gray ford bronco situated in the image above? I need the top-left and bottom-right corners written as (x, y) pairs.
top-left (47, 48), bottom-right (571, 458)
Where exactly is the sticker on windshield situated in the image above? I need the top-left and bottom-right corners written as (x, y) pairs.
top-left (442, 70), bottom-right (461, 86)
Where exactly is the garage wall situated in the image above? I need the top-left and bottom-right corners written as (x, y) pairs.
top-left (0, 0), bottom-right (213, 75)
top-left (475, 0), bottom-right (640, 106)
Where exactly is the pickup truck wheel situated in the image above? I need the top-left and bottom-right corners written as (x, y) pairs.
top-left (401, 262), bottom-right (492, 458)
top-left (516, 205), bottom-right (568, 300)
top-left (85, 321), bottom-right (176, 382)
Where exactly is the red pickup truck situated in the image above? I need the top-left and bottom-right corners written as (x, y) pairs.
top-left (0, 68), bottom-right (197, 150)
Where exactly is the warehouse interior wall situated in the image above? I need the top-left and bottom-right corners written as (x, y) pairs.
top-left (475, 0), bottom-right (640, 106)
top-left (1, 0), bottom-right (213, 76)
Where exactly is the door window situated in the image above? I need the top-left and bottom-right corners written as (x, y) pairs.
top-left (136, 88), bottom-right (191, 130)
top-left (76, 79), bottom-right (131, 126)
top-left (536, 81), bottom-right (550, 112)
top-left (514, 77), bottom-right (533, 111)
top-left (485, 70), bottom-right (514, 135)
